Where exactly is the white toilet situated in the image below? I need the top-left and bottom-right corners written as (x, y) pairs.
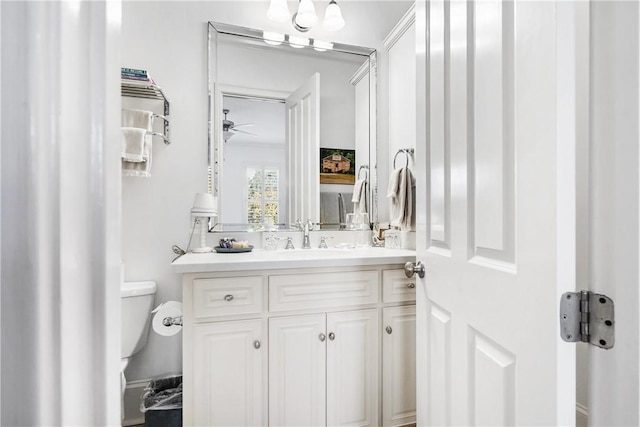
top-left (121, 280), bottom-right (157, 390)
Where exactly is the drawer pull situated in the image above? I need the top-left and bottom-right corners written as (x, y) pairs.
top-left (407, 282), bottom-right (416, 289)
top-left (224, 294), bottom-right (234, 302)
top-left (253, 340), bottom-right (261, 349)
top-left (328, 332), bottom-right (335, 341)
top-left (386, 326), bottom-right (393, 334)
top-left (319, 333), bottom-right (326, 342)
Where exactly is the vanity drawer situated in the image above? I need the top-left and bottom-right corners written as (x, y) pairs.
top-left (269, 270), bottom-right (379, 312)
top-left (192, 276), bottom-right (263, 320)
top-left (382, 269), bottom-right (416, 303)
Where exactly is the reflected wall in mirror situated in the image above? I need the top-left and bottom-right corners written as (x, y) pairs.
top-left (208, 22), bottom-right (377, 230)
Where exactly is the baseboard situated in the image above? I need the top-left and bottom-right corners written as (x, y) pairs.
top-left (576, 402), bottom-right (588, 427)
top-left (123, 379), bottom-right (149, 427)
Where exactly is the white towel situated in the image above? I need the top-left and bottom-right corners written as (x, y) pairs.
top-left (121, 109), bottom-right (154, 177)
top-left (121, 127), bottom-right (146, 162)
top-left (352, 179), bottom-right (368, 214)
top-left (122, 134), bottom-right (152, 177)
top-left (386, 168), bottom-right (402, 199)
top-left (352, 179), bottom-right (366, 203)
top-left (388, 167), bottom-right (415, 230)
top-left (121, 109), bottom-right (153, 131)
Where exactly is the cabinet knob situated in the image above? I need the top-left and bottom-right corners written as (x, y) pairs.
top-left (319, 333), bottom-right (326, 342)
top-left (253, 340), bottom-right (261, 349)
top-left (328, 332), bottom-right (335, 341)
top-left (386, 326), bottom-right (393, 334)
top-left (224, 294), bottom-right (234, 302)
top-left (407, 282), bottom-right (416, 289)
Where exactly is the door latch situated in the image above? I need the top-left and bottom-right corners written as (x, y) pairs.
top-left (559, 290), bottom-right (614, 349)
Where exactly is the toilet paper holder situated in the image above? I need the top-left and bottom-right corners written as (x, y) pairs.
top-left (162, 315), bottom-right (183, 327)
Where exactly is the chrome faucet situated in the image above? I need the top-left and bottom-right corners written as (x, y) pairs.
top-left (302, 219), bottom-right (313, 249)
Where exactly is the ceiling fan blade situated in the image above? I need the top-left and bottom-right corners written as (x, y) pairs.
top-left (234, 128), bottom-right (257, 136)
top-left (232, 123), bottom-right (255, 128)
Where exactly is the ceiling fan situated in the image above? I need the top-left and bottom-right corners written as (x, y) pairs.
top-left (223, 109), bottom-right (256, 141)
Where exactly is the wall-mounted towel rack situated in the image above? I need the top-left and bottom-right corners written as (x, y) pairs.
top-left (358, 165), bottom-right (369, 179)
top-left (122, 80), bottom-right (171, 144)
top-left (393, 148), bottom-right (414, 169)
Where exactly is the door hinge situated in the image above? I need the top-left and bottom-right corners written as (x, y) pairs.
top-left (560, 290), bottom-right (614, 349)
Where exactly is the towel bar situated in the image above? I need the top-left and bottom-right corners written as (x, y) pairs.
top-left (358, 165), bottom-right (369, 179)
top-left (393, 148), bottom-right (414, 169)
top-left (147, 131), bottom-right (170, 145)
top-left (122, 79), bottom-right (171, 145)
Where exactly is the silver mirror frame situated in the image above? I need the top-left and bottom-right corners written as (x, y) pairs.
top-left (207, 21), bottom-right (377, 231)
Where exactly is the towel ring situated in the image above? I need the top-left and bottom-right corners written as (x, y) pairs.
top-left (358, 165), bottom-right (369, 180)
top-left (393, 148), bottom-right (414, 169)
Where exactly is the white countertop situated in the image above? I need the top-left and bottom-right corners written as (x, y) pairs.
top-left (171, 247), bottom-right (416, 274)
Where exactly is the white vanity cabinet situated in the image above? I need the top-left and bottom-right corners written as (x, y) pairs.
top-left (382, 306), bottom-right (417, 426)
top-left (179, 259), bottom-right (416, 427)
top-left (192, 319), bottom-right (264, 426)
top-left (269, 309), bottom-right (379, 427)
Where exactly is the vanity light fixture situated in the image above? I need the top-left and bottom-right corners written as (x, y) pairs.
top-left (293, 0), bottom-right (318, 30)
top-left (267, 0), bottom-right (345, 33)
top-left (323, 0), bottom-right (345, 31)
top-left (267, 0), bottom-right (290, 22)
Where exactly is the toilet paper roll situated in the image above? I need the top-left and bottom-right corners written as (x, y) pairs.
top-left (152, 301), bottom-right (183, 337)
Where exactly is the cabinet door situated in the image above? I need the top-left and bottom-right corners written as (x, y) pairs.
top-left (327, 309), bottom-right (380, 427)
top-left (382, 306), bottom-right (416, 426)
top-left (192, 319), bottom-right (264, 426)
top-left (269, 314), bottom-right (326, 426)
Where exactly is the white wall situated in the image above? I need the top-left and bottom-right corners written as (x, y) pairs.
top-left (120, 0), bottom-right (413, 384)
top-left (589, 2), bottom-right (639, 425)
top-left (380, 7), bottom-right (416, 224)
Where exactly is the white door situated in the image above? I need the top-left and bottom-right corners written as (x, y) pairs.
top-left (286, 73), bottom-right (320, 223)
top-left (192, 320), bottom-right (264, 426)
top-left (415, 1), bottom-right (580, 425)
top-left (382, 306), bottom-right (416, 427)
top-left (269, 314), bottom-right (326, 426)
top-left (326, 309), bottom-right (380, 427)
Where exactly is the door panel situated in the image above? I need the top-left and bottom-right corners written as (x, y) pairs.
top-left (427, 303), bottom-right (450, 426)
top-left (286, 73), bottom-right (320, 223)
top-left (382, 306), bottom-right (416, 427)
top-left (327, 309), bottom-right (379, 427)
top-left (192, 320), bottom-right (263, 426)
top-left (415, 1), bottom-right (578, 425)
top-left (269, 314), bottom-right (326, 427)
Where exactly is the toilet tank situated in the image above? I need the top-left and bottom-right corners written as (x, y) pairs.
top-left (121, 281), bottom-right (157, 359)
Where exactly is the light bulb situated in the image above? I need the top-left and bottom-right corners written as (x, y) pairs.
top-left (263, 31), bottom-right (285, 46)
top-left (295, 0), bottom-right (318, 28)
top-left (267, 0), bottom-right (290, 23)
top-left (289, 36), bottom-right (309, 48)
top-left (323, 0), bottom-right (345, 31)
top-left (313, 40), bottom-right (333, 51)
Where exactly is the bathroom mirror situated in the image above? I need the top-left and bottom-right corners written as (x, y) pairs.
top-left (208, 21), bottom-right (377, 231)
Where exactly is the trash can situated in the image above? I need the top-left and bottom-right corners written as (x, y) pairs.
top-left (141, 374), bottom-right (182, 427)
